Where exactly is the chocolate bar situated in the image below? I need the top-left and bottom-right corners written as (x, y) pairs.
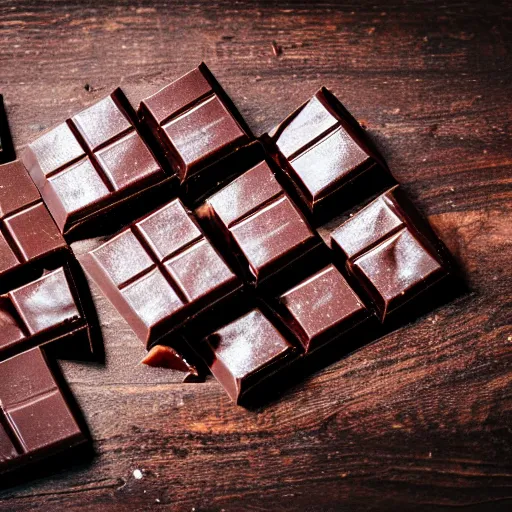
top-left (82, 198), bottom-right (242, 348)
top-left (138, 63), bottom-right (253, 188)
top-left (0, 265), bottom-right (93, 360)
top-left (0, 95), bottom-right (15, 165)
top-left (268, 264), bottom-right (369, 353)
top-left (0, 160), bottom-right (68, 290)
top-left (0, 347), bottom-right (86, 473)
top-left (330, 186), bottom-right (450, 321)
top-left (22, 88), bottom-right (175, 237)
top-left (197, 160), bottom-right (323, 287)
top-left (264, 88), bottom-right (391, 219)
top-left (199, 309), bottom-right (296, 403)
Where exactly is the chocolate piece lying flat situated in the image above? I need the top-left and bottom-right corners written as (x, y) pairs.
top-left (142, 345), bottom-right (200, 382)
top-left (0, 95), bottom-right (15, 164)
top-left (138, 63), bottom-right (252, 185)
top-left (331, 186), bottom-right (449, 321)
top-left (271, 264), bottom-right (369, 353)
top-left (0, 347), bottom-right (86, 473)
top-left (0, 160), bottom-right (68, 289)
top-left (197, 160), bottom-right (321, 286)
top-left (22, 88), bottom-right (174, 236)
top-left (264, 88), bottom-right (386, 216)
top-left (200, 309), bottom-right (296, 403)
top-left (0, 266), bottom-right (92, 360)
top-left (82, 198), bottom-right (241, 348)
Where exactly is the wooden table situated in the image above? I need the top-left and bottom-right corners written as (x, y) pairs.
top-left (0, 1), bottom-right (511, 510)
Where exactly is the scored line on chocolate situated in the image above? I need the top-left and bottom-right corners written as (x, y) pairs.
top-left (159, 90), bottom-right (216, 128)
top-left (0, 407), bottom-right (24, 455)
top-left (118, 225), bottom-right (199, 306)
top-left (286, 119), bottom-right (342, 162)
top-left (226, 190), bottom-right (286, 229)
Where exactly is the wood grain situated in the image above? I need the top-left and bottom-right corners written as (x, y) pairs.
top-left (0, 0), bottom-right (511, 510)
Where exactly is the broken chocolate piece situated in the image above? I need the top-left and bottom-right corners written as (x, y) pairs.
top-left (264, 88), bottom-right (390, 218)
top-left (330, 186), bottom-right (450, 321)
top-left (269, 264), bottom-right (369, 353)
top-left (0, 347), bottom-right (86, 473)
top-left (138, 63), bottom-right (253, 186)
top-left (142, 345), bottom-right (201, 382)
top-left (197, 160), bottom-right (322, 287)
top-left (199, 309), bottom-right (296, 403)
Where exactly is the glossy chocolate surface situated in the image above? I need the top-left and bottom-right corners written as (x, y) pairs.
top-left (201, 309), bottom-right (296, 403)
top-left (197, 160), bottom-right (320, 285)
top-left (22, 89), bottom-right (170, 236)
top-left (139, 63), bottom-right (252, 183)
top-left (265, 88), bottom-right (382, 214)
top-left (82, 198), bottom-right (241, 348)
top-left (0, 160), bottom-right (68, 288)
top-left (0, 347), bottom-right (85, 472)
top-left (0, 266), bottom-right (90, 359)
top-left (273, 264), bottom-right (368, 352)
top-left (0, 95), bottom-right (15, 165)
top-left (331, 186), bottom-right (449, 321)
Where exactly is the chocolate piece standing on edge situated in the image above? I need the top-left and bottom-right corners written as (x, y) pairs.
top-left (330, 186), bottom-right (450, 321)
top-left (141, 345), bottom-right (201, 382)
top-left (138, 63), bottom-right (253, 186)
top-left (200, 309), bottom-right (296, 403)
top-left (197, 160), bottom-right (321, 287)
top-left (0, 160), bottom-right (68, 290)
top-left (0, 265), bottom-right (93, 360)
top-left (82, 198), bottom-right (241, 348)
top-left (0, 347), bottom-right (86, 473)
top-left (270, 264), bottom-right (369, 353)
top-left (22, 88), bottom-right (175, 237)
top-left (0, 95), bottom-right (15, 164)
top-left (264, 87), bottom-right (389, 217)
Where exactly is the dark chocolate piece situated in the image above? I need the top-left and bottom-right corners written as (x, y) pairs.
top-left (0, 95), bottom-right (15, 165)
top-left (264, 88), bottom-right (387, 216)
top-left (197, 160), bottom-right (321, 286)
top-left (331, 186), bottom-right (449, 321)
top-left (271, 264), bottom-right (369, 353)
top-left (22, 88), bottom-right (174, 236)
top-left (0, 160), bottom-right (68, 289)
top-left (141, 345), bottom-right (200, 382)
top-left (138, 63), bottom-right (252, 184)
top-left (0, 266), bottom-right (92, 360)
top-left (200, 309), bottom-right (296, 403)
top-left (0, 347), bottom-right (86, 473)
top-left (82, 198), bottom-right (241, 348)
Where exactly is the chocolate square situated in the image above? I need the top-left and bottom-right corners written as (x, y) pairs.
top-left (22, 88), bottom-right (172, 236)
top-left (139, 63), bottom-right (252, 183)
top-left (265, 88), bottom-right (385, 215)
top-left (273, 264), bottom-right (368, 352)
top-left (82, 198), bottom-right (241, 347)
top-left (198, 160), bottom-right (320, 286)
top-left (201, 309), bottom-right (296, 403)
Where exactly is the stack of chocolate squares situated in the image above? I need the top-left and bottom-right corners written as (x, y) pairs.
top-left (1, 63), bottom-right (456, 475)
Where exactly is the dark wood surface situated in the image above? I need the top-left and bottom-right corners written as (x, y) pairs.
top-left (0, 1), bottom-right (511, 510)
